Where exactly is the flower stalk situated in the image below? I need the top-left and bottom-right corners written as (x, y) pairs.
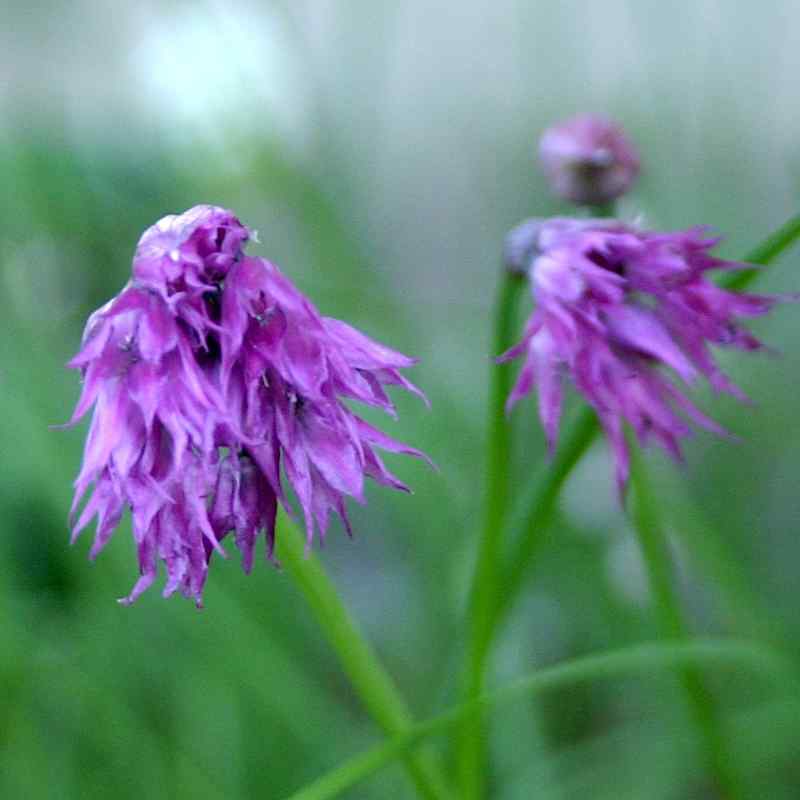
top-left (497, 405), bottom-right (599, 621)
top-left (456, 270), bottom-right (525, 799)
top-left (628, 443), bottom-right (743, 799)
top-left (277, 513), bottom-right (451, 800)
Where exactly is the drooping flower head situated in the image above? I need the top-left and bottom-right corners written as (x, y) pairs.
top-left (67, 205), bottom-right (429, 605)
top-left (539, 115), bottom-right (640, 206)
top-left (502, 217), bottom-right (780, 494)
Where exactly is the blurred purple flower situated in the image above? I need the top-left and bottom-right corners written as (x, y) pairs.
top-left (539, 114), bottom-right (640, 206)
top-left (501, 217), bottom-right (781, 494)
top-left (67, 205), bottom-right (429, 605)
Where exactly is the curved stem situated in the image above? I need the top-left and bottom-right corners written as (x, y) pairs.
top-left (277, 516), bottom-right (451, 800)
top-left (456, 271), bottom-right (525, 799)
top-left (285, 638), bottom-right (794, 800)
top-left (498, 406), bottom-right (599, 622)
top-left (722, 213), bottom-right (800, 290)
top-left (628, 446), bottom-right (743, 799)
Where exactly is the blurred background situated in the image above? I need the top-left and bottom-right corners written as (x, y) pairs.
top-left (2, 1), bottom-right (800, 798)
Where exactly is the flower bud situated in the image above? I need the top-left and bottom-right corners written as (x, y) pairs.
top-left (538, 114), bottom-right (640, 207)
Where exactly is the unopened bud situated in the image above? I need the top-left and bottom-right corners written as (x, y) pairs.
top-left (538, 114), bottom-right (640, 207)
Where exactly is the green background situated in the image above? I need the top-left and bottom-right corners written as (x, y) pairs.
top-left (2, 1), bottom-right (799, 797)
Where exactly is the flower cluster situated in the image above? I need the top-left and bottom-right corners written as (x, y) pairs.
top-left (502, 218), bottom-right (778, 493)
top-left (68, 205), bottom-right (428, 605)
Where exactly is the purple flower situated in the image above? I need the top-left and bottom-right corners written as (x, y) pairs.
top-left (501, 217), bottom-right (780, 494)
top-left (67, 205), bottom-right (429, 605)
top-left (539, 115), bottom-right (640, 206)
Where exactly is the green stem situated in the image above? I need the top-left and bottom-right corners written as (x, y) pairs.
top-left (664, 479), bottom-right (795, 653)
top-left (285, 638), bottom-right (794, 800)
top-left (628, 445), bottom-right (743, 799)
top-left (722, 213), bottom-right (800, 290)
top-left (277, 516), bottom-right (450, 800)
top-left (498, 406), bottom-right (599, 621)
top-left (456, 271), bottom-right (525, 799)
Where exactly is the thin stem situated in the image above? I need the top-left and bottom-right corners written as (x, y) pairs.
top-left (497, 406), bottom-right (599, 622)
top-left (628, 445), bottom-right (743, 799)
top-left (722, 213), bottom-right (800, 290)
top-left (456, 271), bottom-right (525, 799)
top-left (276, 516), bottom-right (451, 800)
top-left (285, 639), bottom-right (794, 800)
top-left (664, 479), bottom-right (796, 654)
